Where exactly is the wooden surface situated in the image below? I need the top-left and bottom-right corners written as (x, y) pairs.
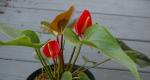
top-left (0, 0), bottom-right (150, 80)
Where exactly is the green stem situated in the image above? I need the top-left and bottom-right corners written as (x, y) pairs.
top-left (60, 34), bottom-right (64, 70)
top-left (34, 48), bottom-right (53, 79)
top-left (80, 58), bottom-right (111, 72)
top-left (91, 58), bottom-right (111, 68)
top-left (57, 58), bottom-right (61, 80)
top-left (38, 49), bottom-right (54, 78)
top-left (53, 59), bottom-right (57, 78)
top-left (69, 44), bottom-right (82, 71)
top-left (58, 34), bottom-right (64, 73)
top-left (66, 46), bottom-right (76, 70)
top-left (56, 35), bottom-right (61, 80)
top-left (72, 62), bottom-right (87, 74)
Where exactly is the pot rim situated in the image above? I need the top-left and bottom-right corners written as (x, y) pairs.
top-left (27, 64), bottom-right (95, 80)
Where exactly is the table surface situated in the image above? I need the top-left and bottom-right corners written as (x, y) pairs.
top-left (0, 0), bottom-right (150, 80)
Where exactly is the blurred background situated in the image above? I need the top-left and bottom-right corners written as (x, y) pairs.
top-left (0, 0), bottom-right (150, 80)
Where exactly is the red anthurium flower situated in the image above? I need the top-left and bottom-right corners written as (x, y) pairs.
top-left (74, 10), bottom-right (92, 37)
top-left (43, 40), bottom-right (60, 59)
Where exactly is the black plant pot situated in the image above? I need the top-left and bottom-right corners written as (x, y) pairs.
top-left (27, 64), bottom-right (95, 80)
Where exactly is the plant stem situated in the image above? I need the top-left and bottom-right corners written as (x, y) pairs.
top-left (34, 48), bottom-right (53, 79)
top-left (72, 62), bottom-right (87, 74)
top-left (57, 57), bottom-right (61, 80)
top-left (60, 34), bottom-right (64, 71)
top-left (90, 58), bottom-right (111, 68)
top-left (61, 35), bottom-right (64, 66)
top-left (80, 58), bottom-right (111, 72)
top-left (69, 44), bottom-right (82, 71)
top-left (37, 48), bottom-right (54, 75)
top-left (53, 59), bottom-right (57, 78)
top-left (66, 46), bottom-right (76, 70)
top-left (57, 35), bottom-right (59, 44)
top-left (56, 35), bottom-right (61, 80)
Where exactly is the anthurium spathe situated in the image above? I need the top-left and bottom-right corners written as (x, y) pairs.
top-left (43, 40), bottom-right (60, 59)
top-left (49, 5), bottom-right (75, 35)
top-left (74, 10), bottom-right (92, 37)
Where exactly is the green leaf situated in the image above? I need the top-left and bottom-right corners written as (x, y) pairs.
top-left (83, 23), bottom-right (141, 80)
top-left (126, 50), bottom-right (150, 68)
top-left (0, 23), bottom-right (21, 38)
top-left (21, 30), bottom-right (40, 43)
top-left (0, 41), bottom-right (4, 45)
top-left (82, 55), bottom-right (97, 65)
top-left (64, 28), bottom-right (80, 46)
top-left (61, 71), bottom-right (72, 80)
top-left (41, 21), bottom-right (49, 28)
top-left (0, 24), bottom-right (41, 48)
top-left (81, 40), bottom-right (97, 48)
top-left (0, 35), bottom-right (41, 48)
top-left (82, 55), bottom-right (89, 63)
top-left (78, 71), bottom-right (90, 80)
top-left (117, 39), bottom-right (150, 68)
top-left (116, 39), bottom-right (132, 50)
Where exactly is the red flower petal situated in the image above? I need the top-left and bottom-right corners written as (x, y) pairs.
top-left (43, 40), bottom-right (60, 59)
top-left (75, 10), bottom-right (92, 37)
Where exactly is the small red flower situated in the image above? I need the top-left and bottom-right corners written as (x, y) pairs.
top-left (74, 10), bottom-right (92, 37)
top-left (43, 40), bottom-right (60, 59)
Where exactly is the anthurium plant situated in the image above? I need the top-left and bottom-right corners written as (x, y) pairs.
top-left (0, 6), bottom-right (150, 80)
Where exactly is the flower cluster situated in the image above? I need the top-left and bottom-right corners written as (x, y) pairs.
top-left (42, 8), bottom-right (92, 60)
top-left (40, 6), bottom-right (95, 80)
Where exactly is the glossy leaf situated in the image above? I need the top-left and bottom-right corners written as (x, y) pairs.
top-left (61, 71), bottom-right (72, 80)
top-left (40, 21), bottom-right (49, 32)
top-left (0, 23), bottom-right (21, 38)
top-left (82, 55), bottom-right (97, 65)
top-left (0, 41), bottom-right (4, 45)
top-left (0, 35), bottom-right (41, 48)
top-left (83, 23), bottom-right (141, 80)
top-left (0, 24), bottom-right (41, 48)
top-left (78, 71), bottom-right (90, 80)
top-left (126, 50), bottom-right (150, 68)
top-left (117, 39), bottom-right (132, 50)
top-left (82, 55), bottom-right (89, 63)
top-left (41, 21), bottom-right (49, 28)
top-left (21, 30), bottom-right (40, 43)
top-left (117, 39), bottom-right (150, 67)
top-left (64, 28), bottom-right (80, 46)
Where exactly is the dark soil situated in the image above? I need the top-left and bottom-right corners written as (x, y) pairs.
top-left (34, 73), bottom-right (48, 80)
